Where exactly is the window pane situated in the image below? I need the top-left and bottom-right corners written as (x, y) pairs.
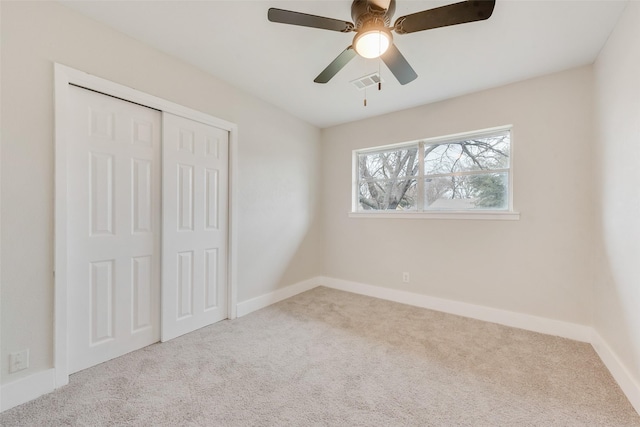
top-left (424, 133), bottom-right (510, 176)
top-left (424, 172), bottom-right (508, 210)
top-left (358, 179), bottom-right (417, 210)
top-left (359, 147), bottom-right (419, 180)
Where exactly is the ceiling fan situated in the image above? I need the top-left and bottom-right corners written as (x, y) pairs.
top-left (268, 0), bottom-right (496, 85)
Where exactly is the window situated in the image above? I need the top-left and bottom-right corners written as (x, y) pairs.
top-left (353, 126), bottom-right (515, 217)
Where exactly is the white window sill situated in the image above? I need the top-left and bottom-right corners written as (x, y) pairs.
top-left (348, 211), bottom-right (520, 220)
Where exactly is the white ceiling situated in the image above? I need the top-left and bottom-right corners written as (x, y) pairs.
top-left (59, 0), bottom-right (627, 128)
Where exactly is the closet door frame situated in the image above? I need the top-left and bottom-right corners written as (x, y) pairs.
top-left (53, 63), bottom-right (238, 388)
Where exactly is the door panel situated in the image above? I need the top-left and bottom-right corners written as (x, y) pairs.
top-left (67, 86), bottom-right (161, 374)
top-left (162, 113), bottom-right (229, 341)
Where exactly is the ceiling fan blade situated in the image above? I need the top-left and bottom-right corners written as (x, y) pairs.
top-left (268, 8), bottom-right (354, 32)
top-left (381, 44), bottom-right (417, 85)
top-left (394, 0), bottom-right (495, 34)
top-left (314, 47), bottom-right (357, 84)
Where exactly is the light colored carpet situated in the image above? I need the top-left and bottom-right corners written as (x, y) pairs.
top-left (1, 286), bottom-right (638, 426)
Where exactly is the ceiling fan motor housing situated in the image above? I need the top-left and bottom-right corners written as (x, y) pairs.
top-left (351, 0), bottom-right (396, 29)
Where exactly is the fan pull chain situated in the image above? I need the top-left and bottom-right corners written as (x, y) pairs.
top-left (378, 58), bottom-right (382, 91)
top-left (364, 86), bottom-right (367, 107)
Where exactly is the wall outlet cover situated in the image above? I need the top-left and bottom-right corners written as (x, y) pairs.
top-left (9, 349), bottom-right (29, 373)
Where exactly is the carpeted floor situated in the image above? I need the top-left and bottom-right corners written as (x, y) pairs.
top-left (1, 286), bottom-right (639, 426)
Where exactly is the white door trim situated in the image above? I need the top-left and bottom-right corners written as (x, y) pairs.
top-left (53, 63), bottom-right (238, 388)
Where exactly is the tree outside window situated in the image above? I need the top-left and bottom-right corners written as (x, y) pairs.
top-left (355, 128), bottom-right (511, 212)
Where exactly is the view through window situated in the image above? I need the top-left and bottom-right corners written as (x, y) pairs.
top-left (354, 127), bottom-right (512, 212)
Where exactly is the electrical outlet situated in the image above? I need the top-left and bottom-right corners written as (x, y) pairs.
top-left (402, 272), bottom-right (410, 284)
top-left (9, 349), bottom-right (29, 373)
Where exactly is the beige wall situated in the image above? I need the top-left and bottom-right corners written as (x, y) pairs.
top-left (594, 1), bottom-right (640, 391)
top-left (0, 1), bottom-right (322, 383)
top-left (321, 66), bottom-right (595, 325)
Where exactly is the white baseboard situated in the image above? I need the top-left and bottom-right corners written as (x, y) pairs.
top-left (1, 368), bottom-right (56, 412)
top-left (236, 277), bottom-right (320, 317)
top-left (591, 330), bottom-right (640, 414)
top-left (318, 276), bottom-right (592, 342)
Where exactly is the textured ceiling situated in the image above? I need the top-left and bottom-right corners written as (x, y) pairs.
top-left (60, 0), bottom-right (628, 128)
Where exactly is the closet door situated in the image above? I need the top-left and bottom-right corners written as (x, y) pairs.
top-left (67, 85), bottom-right (161, 373)
top-left (161, 112), bottom-right (229, 341)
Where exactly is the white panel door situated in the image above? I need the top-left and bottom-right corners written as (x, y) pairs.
top-left (162, 113), bottom-right (229, 341)
top-left (67, 85), bottom-right (161, 373)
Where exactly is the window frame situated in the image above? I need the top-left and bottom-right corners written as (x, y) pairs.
top-left (350, 125), bottom-right (519, 220)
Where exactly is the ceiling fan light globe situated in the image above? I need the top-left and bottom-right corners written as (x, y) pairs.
top-left (354, 29), bottom-right (391, 59)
